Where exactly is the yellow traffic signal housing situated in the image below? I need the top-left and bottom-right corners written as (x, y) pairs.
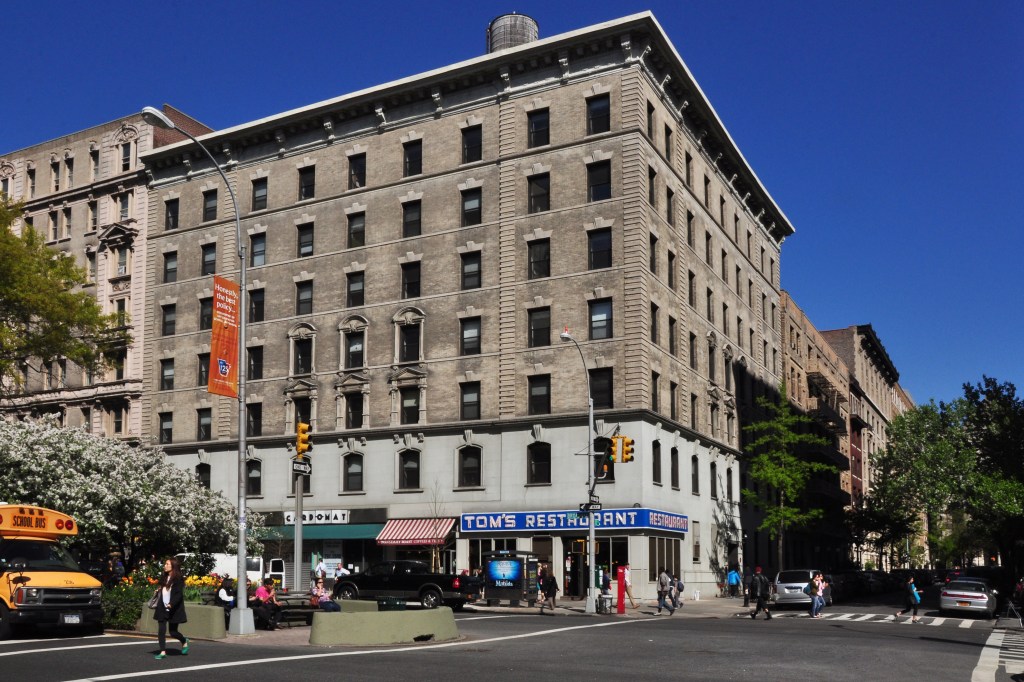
top-left (608, 436), bottom-right (619, 463)
top-left (621, 436), bottom-right (635, 462)
top-left (296, 422), bottom-right (312, 458)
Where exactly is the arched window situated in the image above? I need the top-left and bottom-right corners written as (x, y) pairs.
top-left (399, 450), bottom-right (420, 489)
top-left (527, 442), bottom-right (551, 485)
top-left (459, 446), bottom-right (482, 488)
top-left (245, 459), bottom-right (262, 496)
top-left (726, 467), bottom-right (734, 503)
top-left (343, 453), bottom-right (363, 492)
top-left (691, 455), bottom-right (700, 495)
top-left (670, 447), bottom-right (679, 489)
top-left (710, 462), bottom-right (718, 499)
top-left (196, 463), bottom-right (211, 489)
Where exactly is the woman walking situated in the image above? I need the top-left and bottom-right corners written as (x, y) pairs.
top-left (895, 574), bottom-right (923, 623)
top-left (153, 557), bottom-right (189, 659)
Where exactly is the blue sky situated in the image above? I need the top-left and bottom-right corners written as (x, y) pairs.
top-left (3, 1), bottom-right (1021, 405)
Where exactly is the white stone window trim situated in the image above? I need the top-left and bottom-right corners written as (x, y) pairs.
top-left (458, 115), bottom-right (484, 129)
top-left (522, 162), bottom-right (551, 177)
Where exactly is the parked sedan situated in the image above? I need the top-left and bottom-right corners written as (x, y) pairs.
top-left (939, 580), bottom-right (997, 619)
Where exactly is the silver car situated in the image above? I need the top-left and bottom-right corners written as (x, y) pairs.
top-left (939, 580), bottom-right (997, 619)
top-left (773, 569), bottom-right (833, 607)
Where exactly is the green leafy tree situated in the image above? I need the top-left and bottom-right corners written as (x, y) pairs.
top-left (742, 382), bottom-right (837, 571)
top-left (0, 198), bottom-right (129, 397)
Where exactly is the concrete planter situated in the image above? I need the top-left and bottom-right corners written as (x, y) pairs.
top-left (309, 607), bottom-right (459, 646)
top-left (136, 604), bottom-right (227, 640)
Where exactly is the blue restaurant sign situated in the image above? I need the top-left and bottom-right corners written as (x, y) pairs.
top-left (460, 508), bottom-right (687, 534)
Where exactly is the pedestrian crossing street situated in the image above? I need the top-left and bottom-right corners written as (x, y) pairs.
top-left (735, 610), bottom-right (994, 628)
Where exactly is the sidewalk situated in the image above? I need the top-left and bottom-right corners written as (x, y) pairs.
top-left (217, 595), bottom-right (748, 647)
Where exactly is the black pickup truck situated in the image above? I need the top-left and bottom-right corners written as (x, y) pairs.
top-left (331, 560), bottom-right (480, 610)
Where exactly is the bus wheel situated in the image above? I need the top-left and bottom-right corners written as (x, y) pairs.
top-left (0, 602), bottom-right (12, 640)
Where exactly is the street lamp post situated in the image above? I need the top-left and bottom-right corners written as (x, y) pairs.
top-left (560, 329), bottom-right (597, 614)
top-left (142, 107), bottom-right (255, 635)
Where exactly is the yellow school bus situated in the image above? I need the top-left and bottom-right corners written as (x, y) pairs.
top-left (0, 504), bottom-right (103, 638)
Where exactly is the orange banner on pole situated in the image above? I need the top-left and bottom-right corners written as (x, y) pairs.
top-left (208, 275), bottom-right (240, 398)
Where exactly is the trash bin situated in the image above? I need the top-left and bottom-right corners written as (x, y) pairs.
top-left (376, 596), bottom-right (406, 611)
top-left (598, 595), bottom-right (613, 614)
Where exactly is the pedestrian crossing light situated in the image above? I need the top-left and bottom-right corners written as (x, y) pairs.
top-left (296, 422), bottom-right (311, 459)
top-left (620, 436), bottom-right (635, 463)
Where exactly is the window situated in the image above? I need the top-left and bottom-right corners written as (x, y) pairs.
top-left (666, 187), bottom-right (675, 225)
top-left (199, 298), bottom-right (213, 330)
top-left (459, 446), bottom-right (482, 487)
top-left (192, 463), bottom-right (210, 489)
top-left (163, 252), bottom-right (177, 283)
top-left (250, 234), bottom-right (266, 267)
top-left (345, 330), bottom-right (364, 368)
top-left (703, 175), bottom-right (710, 208)
top-left (197, 408), bottom-right (212, 441)
top-left (202, 190), bottom-right (217, 222)
top-left (402, 201), bottom-right (421, 238)
top-left (650, 303), bottom-right (659, 344)
top-left (706, 288), bottom-right (714, 322)
top-left (49, 211), bottom-right (58, 241)
top-left (648, 167), bottom-right (657, 206)
top-left (298, 166), bottom-right (315, 200)
top-left (201, 244), bottom-right (216, 276)
top-left (692, 521), bottom-right (701, 563)
top-left (400, 389), bottom-right (419, 425)
top-left (403, 140), bottom-right (422, 177)
top-left (120, 194), bottom-right (131, 222)
top-left (646, 101), bottom-right (655, 138)
top-left (88, 201), bottom-right (98, 231)
top-left (197, 353), bottom-right (210, 387)
top-left (121, 143), bottom-right (132, 172)
top-left (350, 152), bottom-right (366, 187)
top-left (90, 150), bottom-right (99, 180)
top-left (527, 239), bottom-right (550, 279)
top-left (345, 394), bottom-right (363, 430)
top-left (461, 252), bottom-right (481, 289)
top-left (669, 381), bottom-right (678, 421)
top-left (246, 460), bottom-right (262, 496)
top-left (246, 403), bottom-right (263, 437)
top-left (159, 359), bottom-right (175, 391)
top-left (587, 161), bottom-right (611, 202)
top-left (589, 300), bottom-right (612, 340)
top-left (652, 439), bottom-right (662, 484)
top-left (343, 454), bottom-right (363, 491)
top-left (460, 317), bottom-right (481, 355)
top-left (590, 368), bottom-right (613, 409)
top-left (664, 125), bottom-right (673, 160)
top-left (528, 375), bottom-right (550, 415)
top-left (399, 324), bottom-right (420, 362)
top-left (294, 337), bottom-right (312, 375)
top-left (527, 173), bottom-right (550, 213)
top-left (159, 413), bottom-right (173, 445)
top-left (346, 272), bottom-right (364, 307)
top-left (527, 442), bottom-right (551, 485)
top-left (296, 281), bottom-right (313, 315)
top-left (27, 169), bottom-right (35, 198)
top-left (527, 109), bottom-right (549, 147)
top-left (247, 346), bottom-right (263, 380)
top-left (668, 317), bottom-right (677, 355)
top-left (727, 468), bottom-right (734, 502)
top-left (691, 455), bottom-right (700, 494)
top-left (461, 382), bottom-right (481, 420)
top-left (347, 212), bottom-right (365, 248)
top-left (164, 199), bottom-right (179, 230)
top-left (667, 251), bottom-right (676, 289)
top-left (689, 333), bottom-right (698, 370)
top-left (248, 289), bottom-right (265, 323)
top-left (708, 341), bottom-right (717, 382)
top-left (649, 234), bottom-right (658, 273)
top-left (297, 223), bottom-right (314, 257)
top-left (710, 462), bottom-right (718, 498)
top-left (690, 393), bottom-right (698, 430)
top-left (461, 188), bottom-right (482, 226)
top-left (252, 178), bottom-right (268, 210)
top-left (401, 262), bottom-right (421, 299)
top-left (462, 126), bottom-right (482, 163)
top-left (651, 371), bottom-right (660, 412)
top-left (527, 307), bottom-right (550, 347)
top-left (588, 229), bottom-right (611, 269)
top-left (161, 305), bottom-right (177, 337)
top-left (725, 355), bottom-right (733, 391)
top-left (688, 271), bottom-right (696, 307)
top-left (586, 94), bottom-right (610, 134)
top-left (670, 447), bottom-right (680, 488)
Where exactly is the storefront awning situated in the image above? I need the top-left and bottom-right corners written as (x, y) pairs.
top-left (376, 518), bottom-right (455, 546)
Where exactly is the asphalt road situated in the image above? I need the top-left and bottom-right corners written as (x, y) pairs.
top-left (1, 597), bottom-right (1019, 681)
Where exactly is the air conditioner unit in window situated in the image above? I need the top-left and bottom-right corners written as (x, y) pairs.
top-left (117, 265), bottom-right (127, 275)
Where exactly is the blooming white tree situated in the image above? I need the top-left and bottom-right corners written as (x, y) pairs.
top-left (0, 417), bottom-right (263, 567)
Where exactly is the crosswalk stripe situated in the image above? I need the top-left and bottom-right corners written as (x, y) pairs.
top-left (853, 614), bottom-right (876, 621)
top-left (928, 617), bottom-right (946, 626)
top-left (959, 619), bottom-right (975, 628)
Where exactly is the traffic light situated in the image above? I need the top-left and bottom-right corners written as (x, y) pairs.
top-left (608, 436), bottom-right (619, 463)
top-left (620, 436), bottom-right (635, 463)
top-left (295, 422), bottom-right (311, 459)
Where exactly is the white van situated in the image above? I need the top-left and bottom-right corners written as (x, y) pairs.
top-left (176, 553), bottom-right (263, 584)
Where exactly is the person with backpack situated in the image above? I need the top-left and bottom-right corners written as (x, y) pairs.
top-left (656, 567), bottom-right (675, 615)
top-left (727, 566), bottom-right (741, 598)
top-left (749, 566), bottom-right (772, 620)
top-left (673, 574), bottom-right (685, 608)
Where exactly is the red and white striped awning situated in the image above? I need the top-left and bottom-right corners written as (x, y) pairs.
top-left (376, 518), bottom-right (456, 546)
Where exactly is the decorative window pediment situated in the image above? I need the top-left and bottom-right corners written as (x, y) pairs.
top-left (284, 378), bottom-right (319, 397)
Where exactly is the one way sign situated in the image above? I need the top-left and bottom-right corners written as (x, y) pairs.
top-left (291, 458), bottom-right (311, 475)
